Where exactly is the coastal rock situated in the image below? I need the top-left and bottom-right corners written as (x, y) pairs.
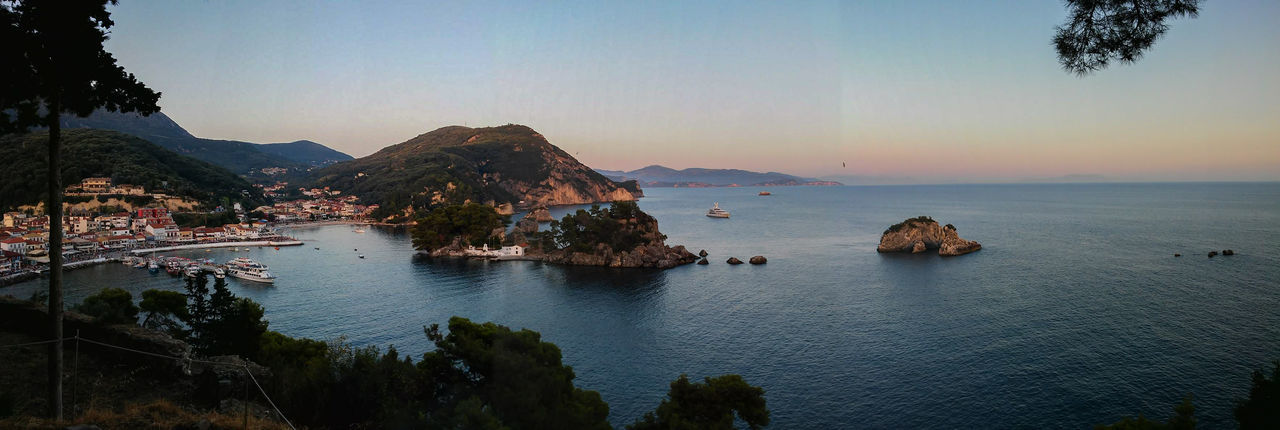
top-left (697, 258), bottom-right (709, 265)
top-left (528, 206), bottom-right (554, 223)
top-left (699, 249), bottom-right (708, 257)
top-left (1223, 249), bottom-right (1234, 256)
top-left (727, 257), bottom-right (744, 265)
top-left (1208, 251), bottom-right (1218, 258)
top-left (749, 256), bottom-right (767, 264)
top-left (1174, 253), bottom-right (1181, 257)
top-left (877, 216), bottom-right (981, 257)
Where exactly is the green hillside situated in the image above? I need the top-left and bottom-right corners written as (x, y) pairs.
top-left (309, 124), bottom-right (635, 218)
top-left (0, 129), bottom-right (265, 211)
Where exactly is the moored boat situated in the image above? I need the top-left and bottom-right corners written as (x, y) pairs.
top-left (225, 257), bottom-right (276, 284)
top-left (706, 202), bottom-right (730, 218)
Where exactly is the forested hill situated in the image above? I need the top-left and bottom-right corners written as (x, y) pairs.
top-left (0, 129), bottom-right (263, 211)
top-left (309, 124), bottom-right (638, 219)
top-left (58, 110), bottom-right (352, 174)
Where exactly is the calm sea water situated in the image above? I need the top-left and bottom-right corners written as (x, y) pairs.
top-left (7, 183), bottom-right (1280, 429)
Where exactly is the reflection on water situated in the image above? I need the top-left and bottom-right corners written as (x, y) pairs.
top-left (4, 183), bottom-right (1280, 429)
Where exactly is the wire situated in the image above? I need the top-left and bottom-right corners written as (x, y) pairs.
top-left (0, 338), bottom-right (60, 349)
top-left (244, 364), bottom-right (297, 430)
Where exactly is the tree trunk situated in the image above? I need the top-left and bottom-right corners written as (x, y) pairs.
top-left (46, 102), bottom-right (63, 421)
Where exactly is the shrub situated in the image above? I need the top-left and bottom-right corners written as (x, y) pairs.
top-left (884, 216), bottom-right (935, 234)
top-left (74, 288), bottom-right (139, 325)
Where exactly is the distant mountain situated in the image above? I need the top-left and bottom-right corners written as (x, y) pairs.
top-left (258, 140), bottom-right (354, 166)
top-left (597, 165), bottom-right (842, 187)
top-left (0, 129), bottom-right (264, 211)
top-left (58, 110), bottom-right (352, 174)
top-left (309, 124), bottom-right (639, 219)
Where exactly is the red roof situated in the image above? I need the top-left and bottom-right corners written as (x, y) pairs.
top-left (1, 237), bottom-right (25, 244)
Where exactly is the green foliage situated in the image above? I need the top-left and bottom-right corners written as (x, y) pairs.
top-left (411, 203), bottom-right (506, 251)
top-left (421, 316), bottom-right (612, 430)
top-left (884, 215), bottom-right (935, 235)
top-left (1235, 360), bottom-right (1280, 429)
top-left (182, 275), bottom-right (268, 358)
top-left (628, 374), bottom-right (770, 430)
top-left (1055, 0), bottom-right (1200, 75)
top-left (73, 288), bottom-right (139, 325)
top-left (1095, 396), bottom-right (1195, 430)
top-left (139, 289), bottom-right (188, 336)
top-left (0, 129), bottom-right (264, 211)
top-left (541, 201), bottom-right (660, 253)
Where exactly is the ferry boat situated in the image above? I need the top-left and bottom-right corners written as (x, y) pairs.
top-left (225, 257), bottom-right (276, 284)
top-left (706, 202), bottom-right (730, 218)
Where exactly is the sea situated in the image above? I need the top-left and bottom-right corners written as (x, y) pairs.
top-left (5, 183), bottom-right (1279, 429)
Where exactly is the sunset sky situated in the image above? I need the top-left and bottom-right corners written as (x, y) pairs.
top-left (104, 0), bottom-right (1279, 183)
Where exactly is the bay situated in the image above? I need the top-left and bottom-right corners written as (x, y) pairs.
top-left (6, 182), bottom-right (1280, 428)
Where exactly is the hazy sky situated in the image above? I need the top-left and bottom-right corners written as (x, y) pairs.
top-left (104, 0), bottom-right (1279, 182)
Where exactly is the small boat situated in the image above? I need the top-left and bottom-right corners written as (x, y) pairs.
top-left (314, 247), bottom-right (320, 250)
top-left (358, 254), bottom-right (365, 259)
top-left (213, 267), bottom-right (226, 279)
top-left (758, 191), bottom-right (771, 196)
top-left (205, 249), bottom-right (212, 252)
top-left (184, 265), bottom-right (201, 278)
top-left (274, 247), bottom-right (280, 250)
top-left (147, 260), bottom-right (160, 273)
top-left (354, 229), bottom-right (366, 234)
top-left (706, 202), bottom-right (730, 218)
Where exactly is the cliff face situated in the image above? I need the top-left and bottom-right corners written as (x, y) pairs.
top-left (876, 217), bottom-right (981, 256)
top-left (309, 125), bottom-right (638, 216)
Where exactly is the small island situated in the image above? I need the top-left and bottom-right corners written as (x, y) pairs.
top-left (412, 201), bottom-right (697, 269)
top-left (876, 216), bottom-right (981, 256)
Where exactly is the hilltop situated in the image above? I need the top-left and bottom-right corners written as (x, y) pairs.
top-left (0, 129), bottom-right (264, 211)
top-left (597, 165), bottom-right (842, 187)
top-left (309, 124), bottom-right (639, 219)
top-left (59, 110), bottom-right (352, 174)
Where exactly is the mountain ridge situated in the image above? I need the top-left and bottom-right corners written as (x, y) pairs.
top-left (58, 110), bottom-right (353, 174)
top-left (597, 165), bottom-right (842, 187)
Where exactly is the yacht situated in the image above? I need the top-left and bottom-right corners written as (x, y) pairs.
top-left (184, 265), bottom-right (202, 278)
top-left (706, 202), bottom-right (730, 218)
top-left (213, 267), bottom-right (226, 279)
top-left (225, 257), bottom-right (276, 284)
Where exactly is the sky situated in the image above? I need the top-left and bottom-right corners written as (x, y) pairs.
top-left (103, 0), bottom-right (1280, 183)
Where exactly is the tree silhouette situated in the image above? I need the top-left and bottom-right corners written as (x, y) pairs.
top-left (1054, 0), bottom-right (1201, 75)
top-left (0, 0), bottom-right (160, 420)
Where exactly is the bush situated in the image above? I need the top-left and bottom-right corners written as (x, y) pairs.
top-left (1236, 361), bottom-right (1280, 429)
top-left (74, 288), bottom-right (139, 325)
top-left (884, 215), bottom-right (935, 234)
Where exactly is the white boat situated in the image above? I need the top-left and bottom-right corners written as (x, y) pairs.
top-left (354, 229), bottom-right (366, 234)
top-left (213, 267), bottom-right (226, 279)
top-left (184, 265), bottom-right (201, 278)
top-left (706, 202), bottom-right (730, 218)
top-left (225, 257), bottom-right (276, 284)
